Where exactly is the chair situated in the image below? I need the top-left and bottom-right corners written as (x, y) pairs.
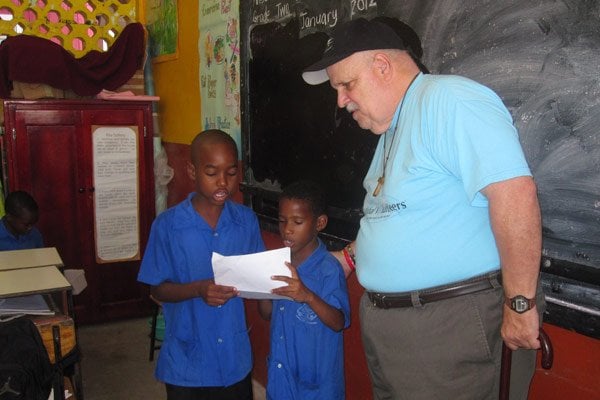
top-left (148, 295), bottom-right (163, 362)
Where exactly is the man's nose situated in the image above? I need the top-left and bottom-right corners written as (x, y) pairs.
top-left (337, 89), bottom-right (349, 109)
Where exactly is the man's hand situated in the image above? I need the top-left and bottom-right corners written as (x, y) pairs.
top-left (501, 306), bottom-right (540, 350)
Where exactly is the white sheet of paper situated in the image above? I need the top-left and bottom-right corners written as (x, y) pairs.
top-left (212, 247), bottom-right (291, 299)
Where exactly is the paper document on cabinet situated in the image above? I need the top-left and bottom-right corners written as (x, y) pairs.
top-left (212, 247), bottom-right (291, 300)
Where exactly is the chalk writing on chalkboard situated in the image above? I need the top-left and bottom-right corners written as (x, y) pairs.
top-left (248, 0), bottom-right (377, 35)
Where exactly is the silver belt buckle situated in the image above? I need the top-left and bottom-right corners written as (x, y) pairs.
top-left (372, 293), bottom-right (379, 307)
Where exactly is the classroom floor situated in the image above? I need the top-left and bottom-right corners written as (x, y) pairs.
top-left (77, 317), bottom-right (266, 400)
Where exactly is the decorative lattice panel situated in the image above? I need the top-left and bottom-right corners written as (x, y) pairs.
top-left (0, 0), bottom-right (137, 56)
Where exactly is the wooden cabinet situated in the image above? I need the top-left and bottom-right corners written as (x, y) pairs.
top-left (2, 100), bottom-right (155, 324)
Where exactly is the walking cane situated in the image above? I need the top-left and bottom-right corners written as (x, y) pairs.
top-left (499, 328), bottom-right (553, 400)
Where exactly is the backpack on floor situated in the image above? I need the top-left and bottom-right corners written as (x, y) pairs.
top-left (0, 317), bottom-right (53, 400)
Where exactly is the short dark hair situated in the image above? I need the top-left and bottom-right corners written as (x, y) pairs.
top-left (190, 129), bottom-right (238, 164)
top-left (280, 180), bottom-right (327, 217)
top-left (5, 191), bottom-right (39, 217)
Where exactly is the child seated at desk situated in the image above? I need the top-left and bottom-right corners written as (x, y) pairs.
top-left (0, 191), bottom-right (44, 251)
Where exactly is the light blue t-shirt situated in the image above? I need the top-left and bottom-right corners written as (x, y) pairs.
top-left (356, 73), bottom-right (532, 292)
top-left (137, 193), bottom-right (265, 387)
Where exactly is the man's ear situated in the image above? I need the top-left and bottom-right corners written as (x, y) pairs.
top-left (372, 52), bottom-right (392, 80)
top-left (316, 214), bottom-right (328, 232)
top-left (186, 161), bottom-right (196, 181)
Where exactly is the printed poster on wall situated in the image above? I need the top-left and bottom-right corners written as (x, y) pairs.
top-left (199, 0), bottom-right (241, 152)
top-left (92, 126), bottom-right (140, 263)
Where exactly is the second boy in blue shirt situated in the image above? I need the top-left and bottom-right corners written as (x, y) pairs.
top-left (259, 180), bottom-right (350, 400)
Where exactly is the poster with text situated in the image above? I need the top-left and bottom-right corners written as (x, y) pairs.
top-left (199, 0), bottom-right (241, 153)
top-left (92, 126), bottom-right (140, 263)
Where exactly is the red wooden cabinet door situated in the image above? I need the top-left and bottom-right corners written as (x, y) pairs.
top-left (5, 105), bottom-right (93, 278)
top-left (3, 100), bottom-right (155, 324)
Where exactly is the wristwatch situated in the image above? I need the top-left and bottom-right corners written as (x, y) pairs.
top-left (505, 295), bottom-right (536, 313)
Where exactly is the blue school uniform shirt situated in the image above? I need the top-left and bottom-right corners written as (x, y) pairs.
top-left (0, 217), bottom-right (44, 251)
top-left (137, 193), bottom-right (265, 387)
top-left (266, 240), bottom-right (350, 400)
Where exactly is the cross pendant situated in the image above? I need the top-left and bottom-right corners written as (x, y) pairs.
top-left (373, 176), bottom-right (384, 197)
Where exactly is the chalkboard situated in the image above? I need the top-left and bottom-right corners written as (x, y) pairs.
top-left (240, 1), bottom-right (600, 276)
top-left (241, 0), bottom-right (380, 242)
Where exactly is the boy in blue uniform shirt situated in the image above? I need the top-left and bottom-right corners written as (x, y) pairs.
top-left (0, 190), bottom-right (44, 251)
top-left (259, 180), bottom-right (350, 400)
top-left (138, 129), bottom-right (265, 400)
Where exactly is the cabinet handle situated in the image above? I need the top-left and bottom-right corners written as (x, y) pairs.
top-left (78, 188), bottom-right (85, 193)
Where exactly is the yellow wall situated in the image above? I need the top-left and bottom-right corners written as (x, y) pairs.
top-left (151, 2), bottom-right (201, 144)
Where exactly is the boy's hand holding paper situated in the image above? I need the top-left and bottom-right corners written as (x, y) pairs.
top-left (212, 247), bottom-right (291, 299)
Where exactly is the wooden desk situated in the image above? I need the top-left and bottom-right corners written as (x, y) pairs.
top-left (0, 247), bottom-right (64, 271)
top-left (0, 265), bottom-right (71, 296)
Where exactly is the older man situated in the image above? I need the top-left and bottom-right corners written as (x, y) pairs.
top-left (303, 18), bottom-right (544, 400)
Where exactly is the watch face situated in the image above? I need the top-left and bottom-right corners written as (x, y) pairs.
top-left (512, 296), bottom-right (529, 313)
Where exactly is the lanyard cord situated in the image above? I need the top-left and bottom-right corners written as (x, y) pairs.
top-left (374, 72), bottom-right (420, 197)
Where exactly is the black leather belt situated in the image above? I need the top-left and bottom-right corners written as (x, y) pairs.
top-left (367, 271), bottom-right (501, 309)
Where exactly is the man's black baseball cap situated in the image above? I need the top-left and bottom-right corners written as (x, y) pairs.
top-left (302, 18), bottom-right (408, 85)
